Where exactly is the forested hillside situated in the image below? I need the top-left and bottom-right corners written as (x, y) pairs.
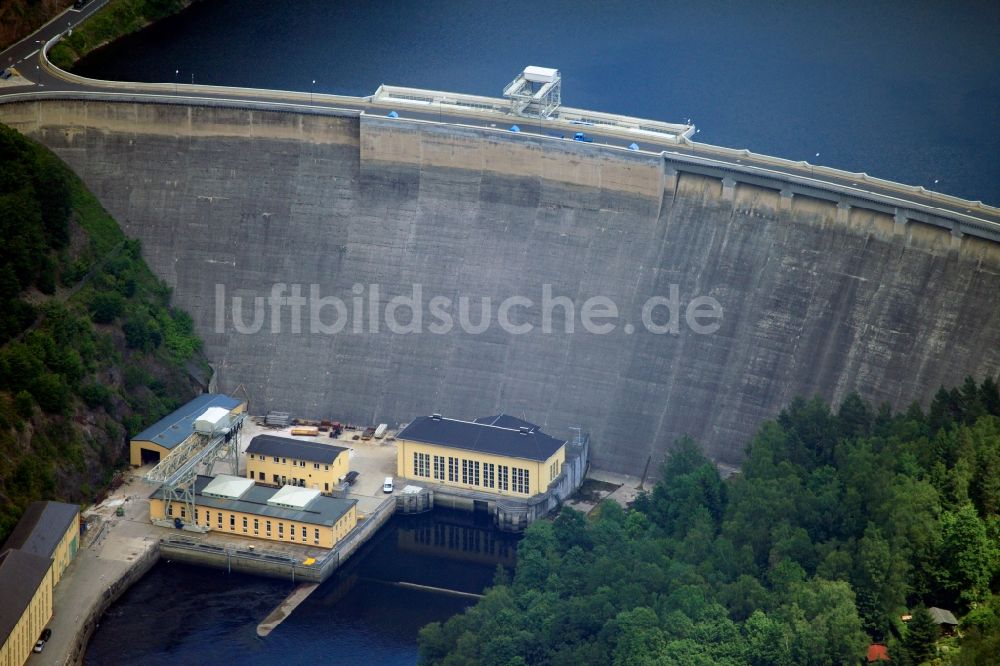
top-left (0, 123), bottom-right (206, 542)
top-left (419, 381), bottom-right (1000, 665)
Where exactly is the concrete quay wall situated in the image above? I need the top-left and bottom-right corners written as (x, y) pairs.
top-left (63, 542), bottom-right (160, 666)
top-left (159, 498), bottom-right (396, 583)
top-left (2, 99), bottom-right (1000, 473)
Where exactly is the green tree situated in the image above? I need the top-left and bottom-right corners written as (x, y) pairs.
top-left (123, 315), bottom-right (151, 350)
top-left (854, 523), bottom-right (906, 638)
top-left (781, 579), bottom-right (867, 666)
top-left (646, 437), bottom-right (726, 537)
top-left (901, 605), bottom-right (938, 665)
top-left (89, 291), bottom-right (125, 323)
top-left (837, 392), bottom-right (872, 440)
top-left (553, 508), bottom-right (592, 552)
top-left (30, 372), bottom-right (70, 414)
top-left (938, 503), bottom-right (996, 603)
top-left (929, 386), bottom-right (960, 433)
top-left (969, 417), bottom-right (1000, 515)
top-left (743, 610), bottom-right (791, 666)
top-left (611, 607), bottom-right (667, 666)
top-left (979, 377), bottom-right (1000, 416)
top-left (14, 390), bottom-right (34, 420)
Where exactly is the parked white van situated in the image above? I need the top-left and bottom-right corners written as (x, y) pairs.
top-left (383, 477), bottom-right (394, 493)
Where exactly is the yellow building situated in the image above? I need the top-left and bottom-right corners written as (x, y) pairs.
top-left (0, 550), bottom-right (53, 666)
top-left (396, 414), bottom-right (567, 497)
top-left (245, 435), bottom-right (349, 494)
top-left (1, 501), bottom-right (79, 587)
top-left (0, 501), bottom-right (78, 666)
top-left (129, 393), bottom-right (246, 466)
top-left (149, 475), bottom-right (357, 549)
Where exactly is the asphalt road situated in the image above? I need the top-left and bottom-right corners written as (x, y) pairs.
top-left (2, 0), bottom-right (998, 232)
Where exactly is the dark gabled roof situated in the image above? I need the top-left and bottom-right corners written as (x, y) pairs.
top-left (132, 394), bottom-right (244, 450)
top-left (247, 435), bottom-right (348, 465)
top-left (397, 415), bottom-right (565, 462)
top-left (928, 607), bottom-right (958, 625)
top-left (1, 501), bottom-right (79, 559)
top-left (150, 476), bottom-right (356, 527)
top-left (0, 549), bottom-right (52, 644)
top-left (474, 414), bottom-right (540, 431)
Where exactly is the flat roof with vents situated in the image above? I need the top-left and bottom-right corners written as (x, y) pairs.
top-left (202, 474), bottom-right (254, 500)
top-left (268, 486), bottom-right (321, 510)
top-left (150, 476), bottom-right (356, 527)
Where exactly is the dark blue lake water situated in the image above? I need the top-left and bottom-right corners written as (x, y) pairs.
top-left (84, 512), bottom-right (518, 665)
top-left (72, 0), bottom-right (1000, 204)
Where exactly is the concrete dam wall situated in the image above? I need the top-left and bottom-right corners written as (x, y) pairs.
top-left (4, 99), bottom-right (1000, 473)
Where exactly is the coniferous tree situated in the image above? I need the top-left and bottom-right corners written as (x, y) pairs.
top-left (902, 605), bottom-right (938, 665)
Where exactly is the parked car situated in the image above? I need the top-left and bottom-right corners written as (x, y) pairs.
top-left (33, 628), bottom-right (51, 653)
top-left (344, 471), bottom-right (359, 485)
top-left (383, 477), bottom-right (394, 493)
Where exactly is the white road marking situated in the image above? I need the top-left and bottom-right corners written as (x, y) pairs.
top-left (26, 49), bottom-right (39, 59)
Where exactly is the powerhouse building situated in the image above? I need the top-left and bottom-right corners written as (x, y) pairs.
top-left (396, 414), bottom-right (566, 497)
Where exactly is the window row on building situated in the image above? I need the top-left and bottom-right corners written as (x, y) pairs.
top-left (249, 453), bottom-right (332, 472)
top-left (411, 451), bottom-right (532, 494)
top-left (248, 470), bottom-right (335, 492)
top-left (165, 504), bottom-right (340, 545)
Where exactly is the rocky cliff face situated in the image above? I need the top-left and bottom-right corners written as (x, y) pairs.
top-left (5, 100), bottom-right (999, 472)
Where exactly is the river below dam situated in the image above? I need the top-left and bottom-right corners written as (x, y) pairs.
top-left (84, 511), bottom-right (518, 665)
top-left (71, 0), bottom-right (1000, 204)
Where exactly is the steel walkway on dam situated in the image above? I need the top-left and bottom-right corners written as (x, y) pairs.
top-left (1, 0), bottom-right (998, 244)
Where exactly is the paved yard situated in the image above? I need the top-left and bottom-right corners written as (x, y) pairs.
top-left (30, 474), bottom-right (161, 666)
top-left (238, 419), bottom-right (399, 515)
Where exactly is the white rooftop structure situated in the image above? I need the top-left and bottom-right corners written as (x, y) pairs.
top-left (503, 65), bottom-right (562, 118)
top-left (194, 406), bottom-right (231, 435)
top-left (268, 485), bottom-right (322, 510)
top-left (201, 474), bottom-right (254, 500)
top-left (523, 66), bottom-right (558, 84)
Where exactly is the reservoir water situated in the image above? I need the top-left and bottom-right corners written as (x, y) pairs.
top-left (71, 0), bottom-right (1000, 204)
top-left (84, 512), bottom-right (518, 665)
